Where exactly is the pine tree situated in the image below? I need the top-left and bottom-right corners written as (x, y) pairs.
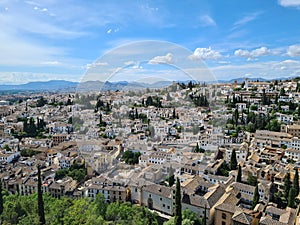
top-left (37, 165), bottom-right (45, 225)
top-left (236, 165), bottom-right (242, 183)
top-left (0, 179), bottom-right (3, 215)
top-left (252, 184), bottom-right (259, 210)
top-left (174, 177), bottom-right (182, 225)
top-left (293, 169), bottom-right (299, 196)
top-left (287, 187), bottom-right (296, 208)
top-left (283, 173), bottom-right (291, 199)
top-left (230, 149), bottom-right (238, 170)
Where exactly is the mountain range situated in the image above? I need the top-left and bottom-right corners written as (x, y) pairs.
top-left (0, 77), bottom-right (293, 92)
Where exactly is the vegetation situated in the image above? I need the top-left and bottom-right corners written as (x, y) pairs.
top-left (174, 177), bottom-right (182, 225)
top-left (55, 163), bottom-right (86, 183)
top-left (37, 166), bottom-right (46, 225)
top-left (0, 180), bottom-right (3, 216)
top-left (20, 149), bottom-right (40, 157)
top-left (293, 169), bottom-right (299, 196)
top-left (194, 143), bottom-right (205, 153)
top-left (216, 161), bottom-right (230, 177)
top-left (283, 173), bottom-right (291, 199)
top-left (230, 149), bottom-right (238, 170)
top-left (236, 165), bottom-right (242, 183)
top-left (287, 187), bottom-right (296, 208)
top-left (0, 193), bottom-right (160, 225)
top-left (252, 184), bottom-right (259, 210)
top-left (164, 209), bottom-right (204, 225)
top-left (122, 150), bottom-right (141, 165)
top-left (247, 174), bottom-right (258, 187)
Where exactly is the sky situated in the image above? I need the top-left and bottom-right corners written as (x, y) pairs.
top-left (1, 0), bottom-right (300, 84)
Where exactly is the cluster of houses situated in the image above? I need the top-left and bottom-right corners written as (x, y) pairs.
top-left (0, 80), bottom-right (300, 224)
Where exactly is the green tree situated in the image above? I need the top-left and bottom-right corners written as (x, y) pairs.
top-left (230, 149), bottom-right (238, 170)
top-left (168, 175), bottom-right (175, 187)
top-left (37, 166), bottom-right (45, 225)
top-left (287, 187), bottom-right (296, 208)
top-left (236, 165), bottom-right (242, 183)
top-left (283, 173), bottom-right (291, 199)
top-left (0, 179), bottom-right (3, 216)
top-left (252, 184), bottom-right (259, 209)
top-left (174, 178), bottom-right (182, 225)
top-left (247, 174), bottom-right (258, 186)
top-left (293, 169), bottom-right (299, 196)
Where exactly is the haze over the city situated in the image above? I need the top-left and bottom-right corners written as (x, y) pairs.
top-left (1, 0), bottom-right (300, 84)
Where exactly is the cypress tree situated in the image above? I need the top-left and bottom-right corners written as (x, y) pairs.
top-left (37, 165), bottom-right (45, 225)
top-left (287, 187), bottom-right (296, 208)
top-left (283, 173), bottom-right (291, 199)
top-left (293, 169), bottom-right (299, 196)
top-left (252, 184), bottom-right (259, 209)
top-left (236, 165), bottom-right (242, 183)
top-left (0, 179), bottom-right (3, 215)
top-left (230, 149), bottom-right (238, 170)
top-left (174, 177), bottom-right (182, 225)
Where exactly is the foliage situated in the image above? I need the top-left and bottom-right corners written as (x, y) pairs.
top-left (36, 97), bottom-right (47, 107)
top-left (230, 149), bottom-right (238, 170)
top-left (0, 193), bottom-right (160, 225)
top-left (164, 209), bottom-right (204, 225)
top-left (283, 173), bottom-right (291, 199)
top-left (55, 163), bottom-right (86, 183)
top-left (122, 150), bottom-right (141, 165)
top-left (293, 169), bottom-right (299, 196)
top-left (287, 187), bottom-right (296, 208)
top-left (20, 149), bottom-right (40, 157)
top-left (0, 180), bottom-right (3, 216)
top-left (37, 166), bottom-right (45, 225)
top-left (216, 161), bottom-right (230, 177)
top-left (174, 177), bottom-right (182, 225)
top-left (236, 165), bottom-right (242, 183)
top-left (247, 174), bottom-right (258, 186)
top-left (252, 184), bottom-right (259, 210)
top-left (168, 175), bottom-right (175, 187)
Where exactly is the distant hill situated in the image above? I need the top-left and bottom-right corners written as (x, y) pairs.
top-left (0, 76), bottom-right (296, 92)
top-left (0, 80), bottom-right (78, 91)
top-left (217, 77), bottom-right (268, 83)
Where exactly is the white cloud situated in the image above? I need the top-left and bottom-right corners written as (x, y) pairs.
top-left (148, 53), bottom-right (174, 64)
top-left (189, 47), bottom-right (221, 60)
top-left (199, 15), bottom-right (216, 27)
top-left (234, 46), bottom-right (272, 59)
top-left (232, 12), bottom-right (262, 30)
top-left (278, 0), bottom-right (300, 7)
top-left (41, 61), bottom-right (61, 65)
top-left (212, 59), bottom-right (300, 80)
top-left (86, 62), bottom-right (109, 69)
top-left (287, 45), bottom-right (300, 56)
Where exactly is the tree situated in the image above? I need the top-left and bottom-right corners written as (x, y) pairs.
top-left (0, 179), bottom-right (3, 216)
top-left (283, 173), bottom-right (291, 199)
top-left (287, 187), bottom-right (296, 208)
top-left (37, 166), bottom-right (45, 225)
top-left (236, 165), bottom-right (242, 183)
top-left (247, 174), bottom-right (258, 186)
top-left (230, 149), bottom-right (238, 170)
top-left (252, 184), bottom-right (259, 209)
top-left (293, 169), bottom-right (299, 196)
top-left (168, 175), bottom-right (175, 187)
top-left (174, 178), bottom-right (182, 225)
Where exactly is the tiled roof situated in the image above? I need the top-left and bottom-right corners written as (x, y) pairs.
top-left (232, 211), bottom-right (253, 224)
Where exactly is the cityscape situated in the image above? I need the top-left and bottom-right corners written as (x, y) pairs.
top-left (1, 0), bottom-right (300, 225)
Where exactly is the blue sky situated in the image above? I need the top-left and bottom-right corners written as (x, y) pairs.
top-left (1, 0), bottom-right (300, 84)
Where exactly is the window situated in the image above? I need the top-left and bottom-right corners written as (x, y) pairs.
top-left (222, 213), bottom-right (226, 219)
top-left (222, 222), bottom-right (226, 225)
top-left (160, 198), bottom-right (162, 201)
